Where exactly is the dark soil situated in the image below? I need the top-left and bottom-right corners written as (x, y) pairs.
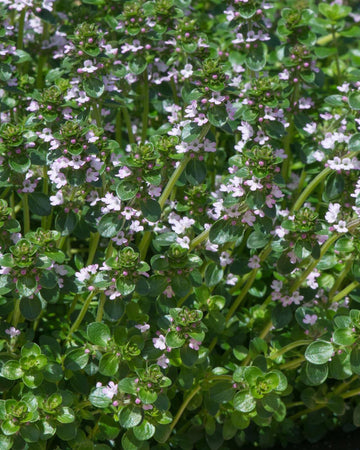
top-left (283, 429), bottom-right (360, 450)
top-left (241, 428), bottom-right (360, 450)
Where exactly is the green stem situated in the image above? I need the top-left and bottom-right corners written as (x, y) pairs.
top-left (258, 233), bottom-right (342, 342)
top-left (67, 290), bottom-right (97, 340)
top-left (225, 269), bottom-right (258, 322)
top-left (331, 281), bottom-right (359, 304)
top-left (159, 156), bottom-right (191, 209)
top-left (163, 385), bottom-right (201, 443)
top-left (290, 233), bottom-right (341, 293)
top-left (10, 191), bottom-right (15, 219)
top-left (87, 232), bottom-right (100, 266)
top-left (328, 257), bottom-right (353, 299)
top-left (57, 236), bottom-right (67, 250)
top-left (115, 109), bottom-right (122, 145)
top-left (121, 106), bottom-right (135, 144)
top-left (317, 32), bottom-right (340, 46)
top-left (138, 230), bottom-right (152, 261)
top-left (17, 9), bottom-right (26, 51)
top-left (141, 68), bottom-right (149, 143)
top-left (293, 150), bottom-right (360, 213)
top-left (170, 78), bottom-right (179, 105)
top-left (279, 356), bottom-right (305, 371)
top-left (282, 83), bottom-right (300, 181)
top-left (332, 25), bottom-right (341, 82)
top-left (292, 167), bottom-right (331, 212)
top-left (226, 244), bottom-right (272, 322)
top-left (36, 22), bottom-right (49, 89)
top-left (68, 294), bottom-right (80, 316)
top-left (41, 166), bottom-right (49, 229)
top-left (92, 103), bottom-right (102, 127)
top-left (96, 293), bottom-right (106, 322)
top-left (270, 340), bottom-right (312, 360)
top-left (138, 124), bottom-right (210, 260)
top-left (12, 298), bottom-right (21, 328)
top-left (160, 124), bottom-right (210, 211)
top-left (189, 228), bottom-right (209, 251)
top-left (22, 193), bottom-right (30, 235)
top-left (290, 385), bottom-right (360, 421)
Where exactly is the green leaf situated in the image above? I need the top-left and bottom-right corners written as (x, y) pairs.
top-left (171, 275), bottom-right (191, 297)
top-left (28, 193), bottom-right (51, 216)
top-left (64, 348), bottom-right (89, 371)
top-left (314, 47), bottom-right (337, 59)
top-left (209, 381), bottom-right (235, 404)
top-left (133, 420), bottom-right (155, 441)
top-left (118, 378), bottom-right (137, 395)
top-left (247, 231), bottom-right (269, 249)
top-left (305, 340), bottom-right (334, 365)
top-left (354, 403), bottom-right (360, 427)
top-left (1, 361), bottom-right (23, 380)
top-left (83, 78), bottom-right (105, 98)
top-left (138, 388), bottom-right (157, 404)
top-left (98, 213), bottom-right (121, 238)
top-left (99, 353), bottom-right (119, 376)
top-left (40, 270), bottom-right (58, 289)
top-left (89, 387), bottom-right (112, 408)
top-left (116, 277), bottom-right (136, 296)
top-left (55, 211), bottom-right (78, 236)
top-left (349, 92), bottom-right (360, 110)
top-left (335, 237), bottom-right (355, 253)
top-left (350, 346), bottom-right (360, 375)
top-left (209, 220), bottom-right (243, 244)
top-left (20, 423), bottom-right (40, 442)
top-left (245, 43), bottom-right (266, 71)
top-left (116, 182), bottom-right (139, 201)
top-left (87, 322), bottom-right (111, 347)
top-left (21, 342), bottom-right (41, 357)
top-left (23, 371), bottom-right (44, 389)
top-left (17, 276), bottom-right (37, 297)
top-left (237, 2), bottom-right (257, 19)
top-left (323, 172), bottom-right (344, 201)
top-left (324, 94), bottom-right (344, 106)
top-left (0, 63), bottom-right (12, 81)
top-left (204, 262), bottom-right (223, 287)
top-left (129, 56), bottom-right (147, 75)
top-left (180, 346), bottom-right (198, 367)
top-left (185, 159), bottom-right (207, 185)
top-left (122, 430), bottom-right (149, 450)
top-left (327, 396), bottom-right (345, 415)
top-left (349, 133), bottom-right (360, 152)
top-left (1, 419), bottom-right (20, 435)
top-left (329, 352), bottom-right (352, 380)
top-left (98, 415), bottom-right (121, 440)
top-left (166, 331), bottom-right (186, 348)
top-left (266, 121), bottom-right (285, 139)
top-left (119, 405), bottom-right (143, 428)
top-left (333, 328), bottom-right (356, 346)
top-left (181, 123), bottom-right (202, 143)
top-left (56, 423), bottom-right (77, 441)
top-left (305, 362), bottom-right (328, 385)
top-left (20, 297), bottom-right (42, 320)
top-left (233, 391), bottom-right (256, 413)
top-left (318, 3), bottom-right (351, 21)
top-left (140, 199), bottom-right (161, 222)
top-left (57, 407), bottom-right (75, 424)
top-left (43, 363), bottom-right (63, 383)
top-left (207, 106), bottom-right (228, 127)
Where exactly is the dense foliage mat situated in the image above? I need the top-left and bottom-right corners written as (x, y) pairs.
top-left (1, 0), bottom-right (360, 448)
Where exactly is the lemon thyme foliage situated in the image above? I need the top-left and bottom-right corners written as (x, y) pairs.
top-left (3, 0), bottom-right (360, 449)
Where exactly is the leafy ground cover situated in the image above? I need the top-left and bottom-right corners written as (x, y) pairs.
top-left (1, 0), bottom-right (360, 449)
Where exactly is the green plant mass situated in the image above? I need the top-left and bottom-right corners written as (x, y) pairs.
top-left (1, 0), bottom-right (360, 449)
